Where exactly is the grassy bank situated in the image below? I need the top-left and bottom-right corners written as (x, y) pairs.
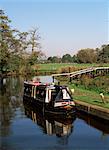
top-left (68, 83), bottom-right (109, 109)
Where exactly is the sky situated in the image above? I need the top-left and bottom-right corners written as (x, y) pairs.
top-left (0, 0), bottom-right (108, 57)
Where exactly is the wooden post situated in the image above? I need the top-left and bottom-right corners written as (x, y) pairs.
top-left (69, 76), bottom-right (72, 83)
top-left (69, 67), bottom-right (71, 73)
top-left (52, 76), bottom-right (55, 83)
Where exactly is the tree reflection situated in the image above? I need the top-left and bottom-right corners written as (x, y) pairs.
top-left (0, 76), bottom-right (24, 137)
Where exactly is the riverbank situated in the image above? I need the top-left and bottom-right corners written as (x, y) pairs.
top-left (68, 84), bottom-right (109, 109)
top-left (75, 100), bottom-right (109, 121)
top-left (67, 83), bottom-right (109, 121)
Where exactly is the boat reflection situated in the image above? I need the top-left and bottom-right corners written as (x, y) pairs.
top-left (23, 99), bottom-right (76, 137)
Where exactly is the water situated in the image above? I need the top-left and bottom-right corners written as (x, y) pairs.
top-left (0, 76), bottom-right (109, 150)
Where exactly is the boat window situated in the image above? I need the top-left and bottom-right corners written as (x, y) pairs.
top-left (55, 89), bottom-right (71, 101)
top-left (62, 89), bottom-right (71, 99)
top-left (36, 87), bottom-right (46, 100)
top-left (46, 89), bottom-right (58, 103)
top-left (55, 90), bottom-right (63, 101)
top-left (24, 84), bottom-right (32, 97)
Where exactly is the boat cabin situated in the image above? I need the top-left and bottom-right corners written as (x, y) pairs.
top-left (23, 81), bottom-right (75, 114)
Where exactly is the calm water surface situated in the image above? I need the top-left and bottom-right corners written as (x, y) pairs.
top-left (0, 76), bottom-right (109, 150)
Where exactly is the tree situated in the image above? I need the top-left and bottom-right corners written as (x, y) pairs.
top-left (16, 31), bottom-right (29, 55)
top-left (8, 54), bottom-right (23, 72)
top-left (27, 51), bottom-right (43, 65)
top-left (62, 54), bottom-right (72, 63)
top-left (47, 57), bottom-right (53, 62)
top-left (0, 10), bottom-right (26, 73)
top-left (72, 55), bottom-right (78, 63)
top-left (28, 28), bottom-right (40, 52)
top-left (0, 9), bottom-right (13, 73)
top-left (25, 28), bottom-right (43, 66)
top-left (47, 56), bottom-right (61, 63)
top-left (97, 45), bottom-right (109, 63)
top-left (76, 48), bottom-right (97, 63)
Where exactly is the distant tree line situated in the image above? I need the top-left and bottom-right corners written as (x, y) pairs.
top-left (47, 45), bottom-right (109, 64)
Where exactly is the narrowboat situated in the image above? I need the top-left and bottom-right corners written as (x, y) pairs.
top-left (23, 80), bottom-right (76, 116)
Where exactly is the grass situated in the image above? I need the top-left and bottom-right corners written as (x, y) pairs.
top-left (35, 63), bottom-right (109, 72)
top-left (68, 84), bottom-right (109, 109)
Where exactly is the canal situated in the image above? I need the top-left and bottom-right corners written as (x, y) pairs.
top-left (0, 76), bottom-right (109, 150)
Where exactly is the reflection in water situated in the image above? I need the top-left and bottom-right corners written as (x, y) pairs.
top-left (23, 99), bottom-right (76, 144)
top-left (77, 111), bottom-right (109, 135)
top-left (0, 77), bottom-right (24, 137)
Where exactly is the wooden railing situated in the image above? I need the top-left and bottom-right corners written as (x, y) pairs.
top-left (52, 67), bottom-right (109, 79)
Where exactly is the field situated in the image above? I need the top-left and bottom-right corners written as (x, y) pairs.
top-left (34, 63), bottom-right (109, 73)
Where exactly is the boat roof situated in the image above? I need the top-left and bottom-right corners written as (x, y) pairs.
top-left (24, 81), bottom-right (67, 90)
top-left (24, 80), bottom-right (49, 86)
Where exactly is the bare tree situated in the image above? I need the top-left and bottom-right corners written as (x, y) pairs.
top-left (28, 28), bottom-right (40, 52)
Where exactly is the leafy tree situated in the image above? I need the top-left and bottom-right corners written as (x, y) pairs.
top-left (47, 56), bottom-right (61, 63)
top-left (8, 54), bottom-right (23, 72)
top-left (76, 48), bottom-right (97, 63)
top-left (47, 57), bottom-right (53, 62)
top-left (72, 55), bottom-right (78, 63)
top-left (16, 31), bottom-right (29, 54)
top-left (0, 10), bottom-right (23, 73)
top-left (27, 51), bottom-right (43, 65)
top-left (97, 45), bottom-right (109, 63)
top-left (0, 9), bottom-right (12, 73)
top-left (62, 54), bottom-right (72, 63)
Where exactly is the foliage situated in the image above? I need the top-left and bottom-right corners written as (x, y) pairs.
top-left (8, 54), bottom-right (23, 73)
top-left (0, 10), bottom-right (18, 73)
top-left (72, 55), bottom-right (78, 63)
top-left (97, 45), bottom-right (109, 63)
top-left (75, 45), bottom-right (109, 64)
top-left (62, 54), bottom-right (72, 63)
top-left (76, 48), bottom-right (97, 63)
top-left (27, 51), bottom-right (42, 65)
top-left (0, 10), bottom-right (27, 73)
top-left (20, 63), bottom-right (35, 75)
top-left (47, 56), bottom-right (61, 63)
top-left (47, 54), bottom-right (78, 63)
top-left (73, 75), bottom-right (109, 94)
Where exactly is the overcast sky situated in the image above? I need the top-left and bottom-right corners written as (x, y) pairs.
top-left (0, 0), bottom-right (108, 56)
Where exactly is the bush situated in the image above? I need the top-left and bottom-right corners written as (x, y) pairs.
top-left (74, 75), bottom-right (109, 94)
